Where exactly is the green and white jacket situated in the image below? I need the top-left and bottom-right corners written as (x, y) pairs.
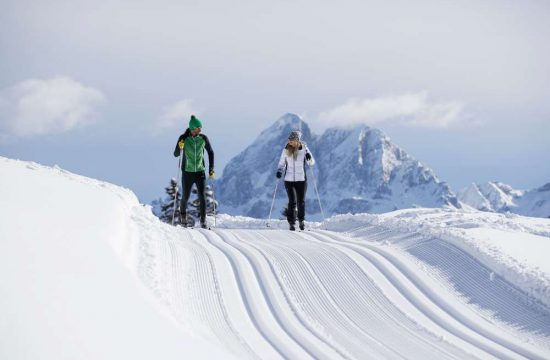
top-left (173, 129), bottom-right (214, 173)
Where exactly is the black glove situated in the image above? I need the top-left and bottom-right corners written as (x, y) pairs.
top-left (276, 170), bottom-right (282, 179)
top-left (305, 153), bottom-right (311, 161)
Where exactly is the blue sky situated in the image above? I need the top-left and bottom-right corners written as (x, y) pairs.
top-left (1, 0), bottom-right (549, 203)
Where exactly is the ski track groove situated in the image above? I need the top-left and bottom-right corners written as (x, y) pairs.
top-left (199, 228), bottom-right (312, 359)
top-left (167, 241), bottom-right (186, 322)
top-left (304, 231), bottom-right (512, 359)
top-left (241, 230), bottom-right (379, 360)
top-left (179, 230), bottom-right (259, 359)
top-left (274, 230), bottom-right (470, 360)
top-left (136, 221), bottom-right (549, 359)
top-left (286, 231), bottom-right (470, 360)
top-left (406, 238), bottom-right (550, 351)
top-left (310, 230), bottom-right (522, 358)
top-left (229, 230), bottom-right (356, 359)
top-left (219, 228), bottom-right (360, 359)
top-left (346, 225), bottom-right (550, 348)
top-left (249, 235), bottom-right (361, 358)
top-left (267, 231), bottom-right (410, 359)
top-left (251, 232), bottom-right (377, 359)
top-left (313, 229), bottom-right (548, 360)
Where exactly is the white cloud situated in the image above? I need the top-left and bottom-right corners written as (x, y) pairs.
top-left (158, 99), bottom-right (198, 129)
top-left (0, 77), bottom-right (106, 138)
top-left (317, 92), bottom-right (467, 129)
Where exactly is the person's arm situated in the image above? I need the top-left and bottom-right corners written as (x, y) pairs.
top-left (304, 143), bottom-right (315, 166)
top-left (203, 135), bottom-right (215, 174)
top-left (173, 129), bottom-right (191, 157)
top-left (276, 148), bottom-right (287, 178)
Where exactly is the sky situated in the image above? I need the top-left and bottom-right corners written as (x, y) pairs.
top-left (1, 0), bottom-right (549, 203)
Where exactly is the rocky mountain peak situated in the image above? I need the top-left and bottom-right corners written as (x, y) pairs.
top-left (217, 113), bottom-right (460, 218)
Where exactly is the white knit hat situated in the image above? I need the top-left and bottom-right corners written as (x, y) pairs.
top-left (288, 131), bottom-right (302, 141)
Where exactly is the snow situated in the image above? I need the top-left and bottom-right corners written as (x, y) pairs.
top-left (478, 182), bottom-right (516, 210)
top-left (459, 181), bottom-right (550, 218)
top-left (0, 157), bottom-right (233, 360)
top-left (2, 156), bottom-right (550, 359)
top-left (458, 183), bottom-right (493, 211)
top-left (323, 208), bottom-right (550, 309)
top-left (464, 228), bottom-right (549, 274)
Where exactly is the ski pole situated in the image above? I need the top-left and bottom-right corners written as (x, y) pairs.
top-left (267, 178), bottom-right (280, 228)
top-left (308, 164), bottom-right (326, 226)
top-left (171, 152), bottom-right (183, 225)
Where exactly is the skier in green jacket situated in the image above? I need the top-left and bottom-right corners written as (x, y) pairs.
top-left (173, 115), bottom-right (215, 228)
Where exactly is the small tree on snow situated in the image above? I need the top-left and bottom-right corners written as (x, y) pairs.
top-left (153, 179), bottom-right (218, 226)
top-left (159, 178), bottom-right (181, 224)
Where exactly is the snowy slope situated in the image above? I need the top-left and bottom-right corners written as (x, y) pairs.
top-left (2, 156), bottom-right (550, 359)
top-left (217, 113), bottom-right (460, 219)
top-left (458, 182), bottom-right (550, 218)
top-left (515, 183), bottom-right (550, 217)
top-left (0, 157), bottom-right (234, 360)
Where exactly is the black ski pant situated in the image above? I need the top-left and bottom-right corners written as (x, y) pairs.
top-left (180, 171), bottom-right (206, 223)
top-left (284, 181), bottom-right (307, 224)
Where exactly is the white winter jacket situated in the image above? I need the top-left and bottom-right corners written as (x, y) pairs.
top-left (277, 143), bottom-right (315, 182)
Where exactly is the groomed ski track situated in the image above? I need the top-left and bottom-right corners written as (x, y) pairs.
top-left (137, 224), bottom-right (550, 360)
top-left (4, 158), bottom-right (549, 359)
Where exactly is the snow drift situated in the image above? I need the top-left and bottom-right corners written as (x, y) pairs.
top-left (0, 157), bottom-right (232, 360)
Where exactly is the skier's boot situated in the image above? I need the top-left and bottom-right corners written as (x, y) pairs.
top-left (179, 213), bottom-right (188, 227)
top-left (200, 220), bottom-right (208, 229)
top-left (299, 221), bottom-right (305, 231)
top-left (289, 223), bottom-right (296, 231)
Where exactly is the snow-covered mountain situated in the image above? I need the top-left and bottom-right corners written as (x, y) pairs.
top-left (215, 113), bottom-right (317, 218)
top-left (217, 113), bottom-right (460, 219)
top-left (459, 181), bottom-right (550, 218)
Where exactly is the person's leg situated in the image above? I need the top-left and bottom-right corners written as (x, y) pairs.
top-left (296, 181), bottom-right (307, 222)
top-left (180, 171), bottom-right (195, 224)
top-left (195, 172), bottom-right (207, 225)
top-left (284, 181), bottom-right (297, 226)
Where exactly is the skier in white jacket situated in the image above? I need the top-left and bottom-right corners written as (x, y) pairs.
top-left (276, 131), bottom-right (315, 231)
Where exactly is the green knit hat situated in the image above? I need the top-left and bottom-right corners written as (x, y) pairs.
top-left (189, 115), bottom-right (202, 130)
